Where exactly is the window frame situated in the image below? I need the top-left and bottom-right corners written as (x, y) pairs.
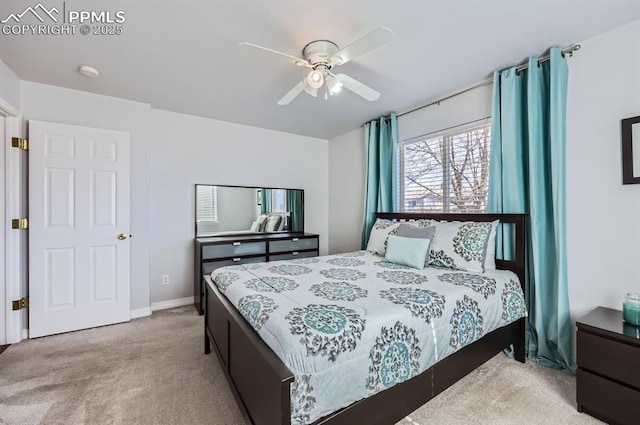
top-left (195, 185), bottom-right (218, 224)
top-left (397, 120), bottom-right (491, 214)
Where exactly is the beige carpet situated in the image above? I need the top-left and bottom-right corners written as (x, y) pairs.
top-left (0, 307), bottom-right (600, 425)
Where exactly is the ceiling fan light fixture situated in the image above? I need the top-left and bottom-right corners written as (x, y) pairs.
top-left (306, 70), bottom-right (324, 89)
top-left (326, 75), bottom-right (342, 95)
top-left (304, 85), bottom-right (318, 97)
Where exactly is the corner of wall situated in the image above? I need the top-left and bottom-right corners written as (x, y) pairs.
top-left (0, 58), bottom-right (20, 113)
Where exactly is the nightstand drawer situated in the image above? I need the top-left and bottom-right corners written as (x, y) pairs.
top-left (203, 242), bottom-right (267, 259)
top-left (270, 250), bottom-right (318, 262)
top-left (270, 237), bottom-right (318, 253)
top-left (203, 256), bottom-right (267, 275)
top-left (577, 331), bottom-right (640, 388)
top-left (577, 369), bottom-right (640, 425)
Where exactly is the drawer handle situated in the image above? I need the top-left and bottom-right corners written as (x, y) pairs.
top-left (232, 258), bottom-right (241, 262)
top-left (292, 252), bottom-right (299, 255)
top-left (292, 238), bottom-right (299, 242)
top-left (233, 242), bottom-right (241, 246)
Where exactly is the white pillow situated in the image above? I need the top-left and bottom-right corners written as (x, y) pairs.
top-left (250, 221), bottom-right (260, 232)
top-left (264, 215), bottom-right (282, 232)
top-left (484, 220), bottom-right (499, 270)
top-left (277, 215), bottom-right (287, 231)
top-left (256, 214), bottom-right (268, 231)
top-left (366, 219), bottom-right (401, 255)
top-left (386, 235), bottom-right (431, 269)
top-left (428, 221), bottom-right (493, 273)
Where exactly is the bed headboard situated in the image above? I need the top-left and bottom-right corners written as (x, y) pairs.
top-left (375, 213), bottom-right (526, 290)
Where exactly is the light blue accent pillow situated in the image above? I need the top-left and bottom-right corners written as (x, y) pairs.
top-left (385, 235), bottom-right (431, 270)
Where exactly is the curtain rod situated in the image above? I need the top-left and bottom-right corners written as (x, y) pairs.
top-left (396, 44), bottom-right (581, 119)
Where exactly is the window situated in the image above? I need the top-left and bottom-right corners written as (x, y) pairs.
top-left (271, 189), bottom-right (287, 212)
top-left (196, 185), bottom-right (218, 224)
top-left (398, 123), bottom-right (491, 213)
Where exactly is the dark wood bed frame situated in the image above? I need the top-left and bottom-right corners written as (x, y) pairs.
top-left (204, 213), bottom-right (526, 425)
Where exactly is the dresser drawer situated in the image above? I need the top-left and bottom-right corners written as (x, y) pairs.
top-left (203, 256), bottom-right (267, 275)
top-left (203, 241), bottom-right (267, 259)
top-left (270, 237), bottom-right (318, 253)
top-left (270, 250), bottom-right (318, 262)
top-left (577, 330), bottom-right (640, 388)
top-left (577, 369), bottom-right (640, 425)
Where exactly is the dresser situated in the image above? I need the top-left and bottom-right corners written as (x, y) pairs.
top-left (576, 306), bottom-right (640, 425)
top-left (194, 232), bottom-right (319, 314)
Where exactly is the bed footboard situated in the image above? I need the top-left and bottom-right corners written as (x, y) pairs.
top-left (205, 277), bottom-right (294, 425)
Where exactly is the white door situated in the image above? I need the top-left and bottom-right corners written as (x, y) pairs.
top-left (0, 116), bottom-right (5, 345)
top-left (29, 121), bottom-right (130, 338)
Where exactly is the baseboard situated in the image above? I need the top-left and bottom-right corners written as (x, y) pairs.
top-left (130, 307), bottom-right (152, 319)
top-left (150, 296), bottom-right (194, 312)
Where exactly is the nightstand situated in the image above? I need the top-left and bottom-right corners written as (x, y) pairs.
top-left (576, 307), bottom-right (640, 425)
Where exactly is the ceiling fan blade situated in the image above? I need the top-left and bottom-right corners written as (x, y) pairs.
top-left (240, 42), bottom-right (310, 66)
top-left (277, 80), bottom-right (307, 105)
top-left (335, 74), bottom-right (380, 101)
top-left (331, 27), bottom-right (393, 65)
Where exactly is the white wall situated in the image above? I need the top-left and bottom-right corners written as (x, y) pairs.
top-left (150, 109), bottom-right (328, 303)
top-left (328, 127), bottom-right (365, 254)
top-left (566, 20), bottom-right (640, 321)
top-left (20, 82), bottom-right (152, 311)
top-left (0, 58), bottom-right (20, 112)
top-left (327, 84), bottom-right (493, 254)
top-left (398, 84), bottom-right (493, 141)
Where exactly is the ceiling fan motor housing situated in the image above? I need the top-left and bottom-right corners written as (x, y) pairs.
top-left (302, 40), bottom-right (340, 67)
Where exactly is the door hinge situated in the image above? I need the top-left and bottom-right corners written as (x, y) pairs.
top-left (11, 218), bottom-right (28, 229)
top-left (12, 297), bottom-right (29, 311)
top-left (11, 137), bottom-right (28, 150)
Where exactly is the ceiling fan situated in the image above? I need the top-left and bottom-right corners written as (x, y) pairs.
top-left (240, 27), bottom-right (394, 105)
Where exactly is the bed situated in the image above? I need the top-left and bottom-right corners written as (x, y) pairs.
top-left (204, 213), bottom-right (526, 425)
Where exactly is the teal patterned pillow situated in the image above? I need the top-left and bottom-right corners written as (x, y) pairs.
top-left (428, 221), bottom-right (492, 273)
top-left (366, 219), bottom-right (401, 255)
top-left (385, 235), bottom-right (431, 270)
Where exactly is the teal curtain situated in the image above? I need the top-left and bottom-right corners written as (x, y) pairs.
top-left (286, 190), bottom-right (304, 232)
top-left (488, 48), bottom-right (574, 371)
top-left (260, 189), bottom-right (272, 214)
top-left (361, 113), bottom-right (398, 248)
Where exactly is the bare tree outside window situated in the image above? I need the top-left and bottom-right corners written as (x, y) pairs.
top-left (399, 124), bottom-right (491, 213)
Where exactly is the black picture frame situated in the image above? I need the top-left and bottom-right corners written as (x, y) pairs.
top-left (622, 115), bottom-right (640, 184)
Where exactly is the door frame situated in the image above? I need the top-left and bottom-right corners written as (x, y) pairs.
top-left (1, 96), bottom-right (26, 344)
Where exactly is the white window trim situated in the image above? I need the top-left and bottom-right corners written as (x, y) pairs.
top-left (196, 185), bottom-right (218, 226)
top-left (397, 117), bottom-right (491, 213)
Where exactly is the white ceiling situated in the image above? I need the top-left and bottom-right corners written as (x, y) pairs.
top-left (1, 0), bottom-right (639, 139)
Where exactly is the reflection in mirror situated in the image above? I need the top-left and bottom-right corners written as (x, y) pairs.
top-left (195, 185), bottom-right (304, 237)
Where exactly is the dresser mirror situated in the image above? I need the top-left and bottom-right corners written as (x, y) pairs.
top-left (195, 184), bottom-right (304, 237)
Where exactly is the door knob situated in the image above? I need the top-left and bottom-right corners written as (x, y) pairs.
top-left (118, 233), bottom-right (128, 240)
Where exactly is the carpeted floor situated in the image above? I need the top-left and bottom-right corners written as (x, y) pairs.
top-left (0, 307), bottom-right (600, 425)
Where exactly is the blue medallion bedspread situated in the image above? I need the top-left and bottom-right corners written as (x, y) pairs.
top-left (210, 250), bottom-right (527, 425)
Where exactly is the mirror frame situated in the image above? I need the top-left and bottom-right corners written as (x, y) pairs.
top-left (194, 184), bottom-right (305, 237)
top-left (622, 115), bottom-right (640, 185)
